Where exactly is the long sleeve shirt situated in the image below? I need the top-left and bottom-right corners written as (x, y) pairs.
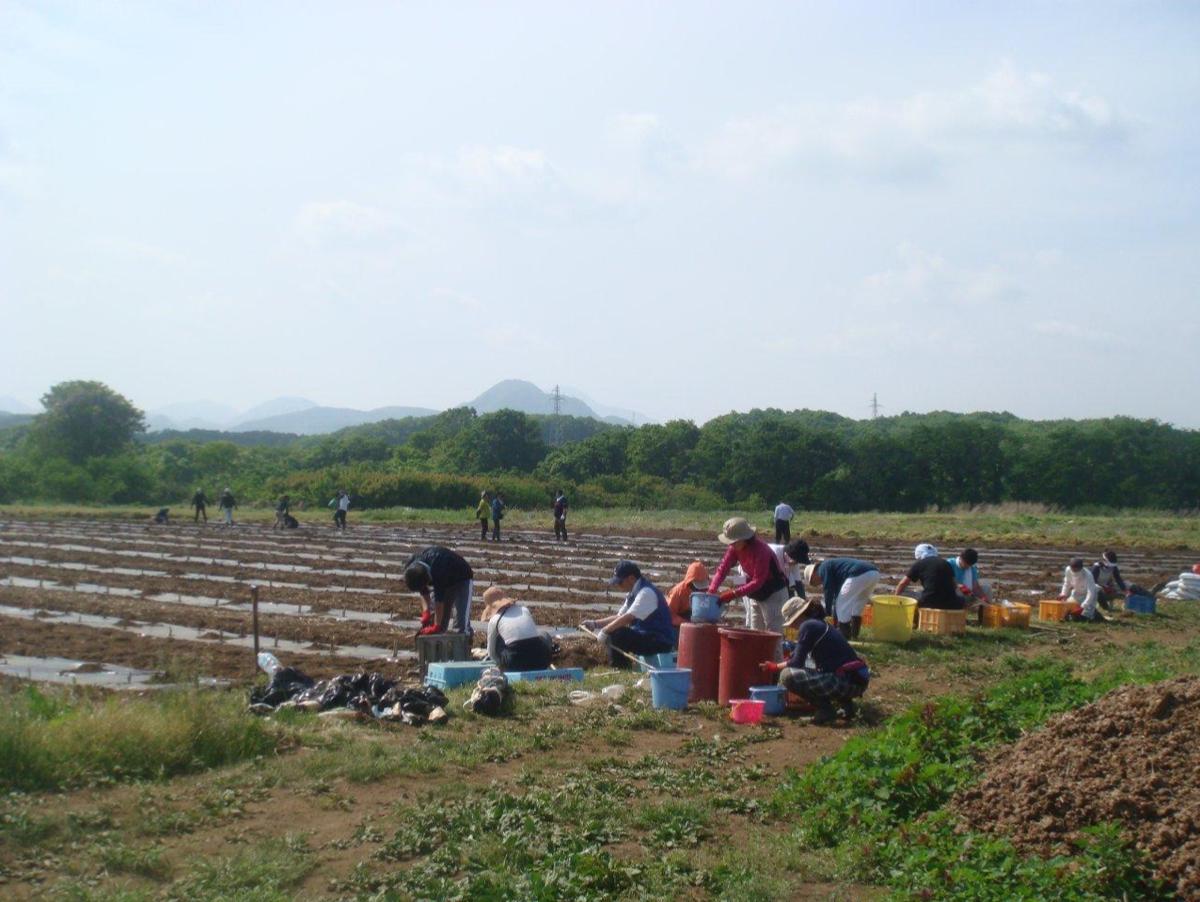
top-left (1061, 566), bottom-right (1099, 616)
top-left (1091, 561), bottom-right (1126, 592)
top-left (816, 558), bottom-right (878, 609)
top-left (708, 537), bottom-right (785, 601)
top-left (785, 619), bottom-right (859, 673)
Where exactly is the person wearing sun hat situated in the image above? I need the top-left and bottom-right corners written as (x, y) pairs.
top-left (581, 561), bottom-right (675, 667)
top-left (758, 596), bottom-right (871, 725)
top-left (804, 554), bottom-right (881, 640)
top-left (707, 517), bottom-right (790, 645)
top-left (481, 586), bottom-right (554, 672)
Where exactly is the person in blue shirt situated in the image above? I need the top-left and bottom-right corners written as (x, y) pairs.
top-left (759, 597), bottom-right (870, 724)
top-left (490, 492), bottom-right (506, 542)
top-left (804, 557), bottom-right (880, 640)
top-left (582, 560), bottom-right (675, 668)
top-left (946, 548), bottom-right (993, 624)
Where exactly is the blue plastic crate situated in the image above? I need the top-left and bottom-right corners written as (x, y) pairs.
top-left (1125, 595), bottom-right (1156, 614)
top-left (505, 667), bottom-right (584, 683)
top-left (637, 652), bottom-right (678, 672)
top-left (424, 661), bottom-right (492, 689)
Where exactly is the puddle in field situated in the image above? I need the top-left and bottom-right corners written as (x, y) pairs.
top-left (0, 654), bottom-right (228, 689)
top-left (0, 604), bottom-right (414, 661)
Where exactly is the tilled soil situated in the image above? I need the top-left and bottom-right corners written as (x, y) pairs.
top-left (954, 677), bottom-right (1200, 898)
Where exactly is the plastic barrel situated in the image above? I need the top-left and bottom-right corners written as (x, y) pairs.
top-left (749, 685), bottom-right (786, 716)
top-left (650, 668), bottom-right (692, 710)
top-left (690, 592), bottom-right (722, 623)
top-left (718, 628), bottom-right (782, 706)
top-left (678, 622), bottom-right (721, 702)
top-left (870, 595), bottom-right (918, 642)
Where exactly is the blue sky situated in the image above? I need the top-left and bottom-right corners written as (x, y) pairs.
top-left (1, 1), bottom-right (1198, 425)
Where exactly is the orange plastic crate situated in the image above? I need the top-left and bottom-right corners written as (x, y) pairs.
top-left (1038, 599), bottom-right (1074, 622)
top-left (917, 607), bottom-right (967, 636)
top-left (980, 604), bottom-right (1005, 628)
top-left (862, 603), bottom-right (873, 627)
top-left (1002, 603), bottom-right (1032, 629)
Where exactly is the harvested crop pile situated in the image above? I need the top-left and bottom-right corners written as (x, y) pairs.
top-left (955, 676), bottom-right (1200, 898)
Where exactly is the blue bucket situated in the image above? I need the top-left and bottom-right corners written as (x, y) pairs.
top-left (749, 685), bottom-right (786, 716)
top-left (691, 592), bottom-right (722, 623)
top-left (650, 668), bottom-right (692, 710)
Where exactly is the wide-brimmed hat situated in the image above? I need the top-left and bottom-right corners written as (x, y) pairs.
top-left (804, 563), bottom-right (820, 585)
top-left (784, 597), bottom-right (825, 628)
top-left (480, 586), bottom-right (517, 619)
top-left (717, 517), bottom-right (756, 544)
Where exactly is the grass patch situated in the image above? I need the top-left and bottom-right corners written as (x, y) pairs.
top-left (0, 685), bottom-right (282, 791)
top-left (171, 834), bottom-right (313, 900)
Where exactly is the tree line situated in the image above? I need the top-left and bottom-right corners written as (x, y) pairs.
top-left (0, 380), bottom-right (1196, 512)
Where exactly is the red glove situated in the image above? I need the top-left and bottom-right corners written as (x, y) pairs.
top-left (418, 622), bottom-right (443, 636)
top-left (718, 590), bottom-right (737, 604)
top-left (759, 660), bottom-right (783, 675)
top-left (958, 584), bottom-right (972, 597)
top-left (419, 609), bottom-right (433, 627)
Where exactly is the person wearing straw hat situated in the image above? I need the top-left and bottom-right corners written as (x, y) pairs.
top-left (759, 597), bottom-right (870, 725)
top-left (707, 517), bottom-right (790, 640)
top-left (582, 561), bottom-right (674, 668)
top-left (481, 586), bottom-right (554, 672)
top-left (805, 556), bottom-right (880, 640)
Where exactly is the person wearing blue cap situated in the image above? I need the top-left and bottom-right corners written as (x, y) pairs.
top-left (581, 561), bottom-right (675, 667)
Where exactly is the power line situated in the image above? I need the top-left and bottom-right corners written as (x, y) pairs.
top-left (551, 385), bottom-right (563, 446)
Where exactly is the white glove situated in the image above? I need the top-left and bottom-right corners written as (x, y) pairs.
top-left (593, 630), bottom-right (608, 644)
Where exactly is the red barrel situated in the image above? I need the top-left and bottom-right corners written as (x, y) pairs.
top-left (718, 627), bottom-right (782, 706)
top-left (677, 623), bottom-right (721, 703)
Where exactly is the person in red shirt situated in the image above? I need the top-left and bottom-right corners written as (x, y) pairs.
top-left (707, 518), bottom-right (789, 647)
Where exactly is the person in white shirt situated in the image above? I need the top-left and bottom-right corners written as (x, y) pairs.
top-left (1060, 557), bottom-right (1106, 623)
top-left (329, 490), bottom-right (351, 530)
top-left (481, 587), bottom-right (553, 671)
top-left (773, 501), bottom-right (795, 544)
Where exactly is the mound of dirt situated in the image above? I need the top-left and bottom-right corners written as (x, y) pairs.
top-left (554, 637), bottom-right (609, 669)
top-left (955, 677), bottom-right (1200, 897)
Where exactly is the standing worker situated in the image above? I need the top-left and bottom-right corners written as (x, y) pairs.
top-left (707, 517), bottom-right (790, 639)
top-left (273, 495), bottom-right (291, 530)
top-left (329, 490), bottom-right (350, 530)
top-left (490, 492), bottom-right (506, 542)
top-left (553, 490), bottom-right (569, 542)
top-left (1060, 557), bottom-right (1106, 623)
top-left (773, 501), bottom-right (795, 544)
top-left (581, 560), bottom-right (674, 667)
top-left (805, 556), bottom-right (881, 640)
top-left (192, 488), bottom-right (208, 524)
top-left (475, 491), bottom-right (491, 541)
top-left (218, 487), bottom-right (236, 526)
top-left (404, 545), bottom-right (474, 635)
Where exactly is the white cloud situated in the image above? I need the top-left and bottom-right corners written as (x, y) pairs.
top-left (455, 145), bottom-right (552, 191)
top-left (1031, 320), bottom-right (1114, 345)
top-left (697, 62), bottom-right (1127, 181)
top-left (292, 201), bottom-right (405, 246)
top-left (860, 244), bottom-right (1019, 310)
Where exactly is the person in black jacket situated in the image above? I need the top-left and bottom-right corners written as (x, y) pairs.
top-left (404, 546), bottom-right (475, 635)
top-left (1091, 550), bottom-right (1129, 611)
top-left (192, 489), bottom-right (208, 523)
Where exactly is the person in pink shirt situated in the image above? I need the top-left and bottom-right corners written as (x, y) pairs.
top-left (707, 517), bottom-right (790, 641)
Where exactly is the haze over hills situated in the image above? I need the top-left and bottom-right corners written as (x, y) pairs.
top-left (0, 397), bottom-right (35, 415)
top-left (132, 381), bottom-right (639, 435)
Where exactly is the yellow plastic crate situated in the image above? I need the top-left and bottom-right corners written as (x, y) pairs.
top-left (980, 604), bottom-right (1005, 628)
top-left (917, 607), bottom-right (967, 636)
top-left (1002, 603), bottom-right (1032, 629)
top-left (1038, 599), bottom-right (1074, 622)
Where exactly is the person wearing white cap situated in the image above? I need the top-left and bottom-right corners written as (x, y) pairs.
top-left (805, 556), bottom-right (881, 640)
top-left (707, 517), bottom-right (790, 642)
top-left (895, 543), bottom-right (961, 611)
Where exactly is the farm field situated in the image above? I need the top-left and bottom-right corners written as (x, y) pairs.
top-left (1, 515), bottom-right (1199, 899)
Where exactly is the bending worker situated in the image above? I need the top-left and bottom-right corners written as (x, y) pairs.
top-left (666, 561), bottom-right (709, 627)
top-left (759, 597), bottom-right (870, 725)
top-left (805, 556), bottom-right (880, 640)
top-left (1060, 556), bottom-right (1106, 623)
top-left (707, 517), bottom-right (790, 637)
top-left (404, 545), bottom-right (475, 636)
top-left (582, 560), bottom-right (674, 668)
top-left (895, 543), bottom-right (962, 611)
top-left (481, 586), bottom-right (553, 672)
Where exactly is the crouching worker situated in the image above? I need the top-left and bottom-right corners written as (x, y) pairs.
top-left (582, 560), bottom-right (674, 668)
top-left (403, 546), bottom-right (474, 636)
top-left (1061, 556), bottom-right (1107, 623)
top-left (481, 587), bottom-right (553, 672)
top-left (759, 598), bottom-right (870, 725)
top-left (666, 561), bottom-right (709, 627)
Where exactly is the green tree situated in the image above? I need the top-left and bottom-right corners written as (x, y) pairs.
top-left (29, 381), bottom-right (146, 463)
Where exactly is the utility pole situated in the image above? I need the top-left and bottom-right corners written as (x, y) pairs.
top-left (870, 393), bottom-right (882, 419)
top-left (551, 384), bottom-right (564, 446)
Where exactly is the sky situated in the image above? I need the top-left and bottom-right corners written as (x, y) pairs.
top-left (2, 1), bottom-right (1198, 426)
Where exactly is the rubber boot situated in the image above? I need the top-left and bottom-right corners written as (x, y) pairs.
top-left (837, 621), bottom-right (853, 640)
top-left (811, 701), bottom-right (837, 726)
top-left (850, 616), bottom-right (862, 640)
top-left (840, 699), bottom-right (857, 721)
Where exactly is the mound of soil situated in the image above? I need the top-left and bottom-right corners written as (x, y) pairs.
top-left (955, 677), bottom-right (1200, 897)
top-left (554, 637), bottom-right (609, 669)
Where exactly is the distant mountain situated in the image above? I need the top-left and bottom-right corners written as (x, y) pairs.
top-left (466, 380), bottom-right (631, 423)
top-left (560, 385), bottom-right (651, 425)
top-left (147, 400), bottom-right (239, 431)
top-left (0, 396), bottom-right (35, 415)
top-left (231, 405), bottom-right (439, 435)
top-left (230, 397), bottom-right (318, 426)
